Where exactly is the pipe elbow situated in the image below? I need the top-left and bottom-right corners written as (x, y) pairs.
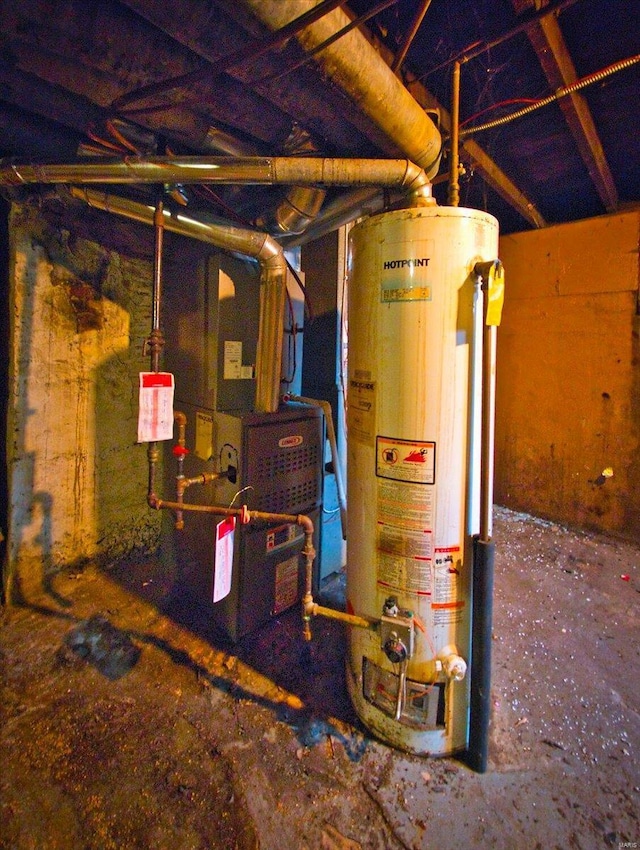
top-left (147, 493), bottom-right (161, 510)
top-left (297, 514), bottom-right (315, 536)
top-left (402, 161), bottom-right (436, 206)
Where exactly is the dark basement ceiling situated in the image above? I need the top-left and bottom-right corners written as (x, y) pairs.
top-left (0, 0), bottom-right (638, 240)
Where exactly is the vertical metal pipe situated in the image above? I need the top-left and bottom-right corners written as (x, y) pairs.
top-left (466, 261), bottom-right (499, 773)
top-left (147, 196), bottom-right (166, 502)
top-left (480, 324), bottom-right (497, 540)
top-left (448, 60), bottom-right (461, 207)
top-left (150, 197), bottom-right (165, 373)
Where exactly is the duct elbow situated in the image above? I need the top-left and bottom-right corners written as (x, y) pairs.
top-left (257, 187), bottom-right (327, 236)
top-left (402, 161), bottom-right (437, 207)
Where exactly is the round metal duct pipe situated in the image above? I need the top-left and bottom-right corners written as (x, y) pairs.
top-left (239, 0), bottom-right (442, 179)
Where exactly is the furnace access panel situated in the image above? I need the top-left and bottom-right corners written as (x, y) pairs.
top-left (170, 403), bottom-right (323, 642)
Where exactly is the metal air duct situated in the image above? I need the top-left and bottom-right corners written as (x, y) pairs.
top-left (237, 0), bottom-right (442, 178)
top-left (66, 187), bottom-right (286, 414)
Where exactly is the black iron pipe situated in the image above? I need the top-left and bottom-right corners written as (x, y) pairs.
top-left (465, 535), bottom-right (495, 773)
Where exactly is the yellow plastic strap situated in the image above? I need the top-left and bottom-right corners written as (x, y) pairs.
top-left (486, 262), bottom-right (505, 327)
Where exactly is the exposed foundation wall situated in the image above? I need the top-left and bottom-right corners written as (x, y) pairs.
top-left (6, 202), bottom-right (164, 599)
top-left (495, 210), bottom-right (640, 543)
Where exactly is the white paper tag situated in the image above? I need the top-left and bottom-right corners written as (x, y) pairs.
top-left (213, 516), bottom-right (235, 602)
top-left (137, 372), bottom-right (175, 442)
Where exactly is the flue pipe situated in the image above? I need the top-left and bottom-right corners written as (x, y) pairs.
top-left (238, 0), bottom-right (442, 178)
top-left (0, 156), bottom-right (432, 198)
top-left (67, 187), bottom-right (285, 414)
top-left (201, 126), bottom-right (327, 237)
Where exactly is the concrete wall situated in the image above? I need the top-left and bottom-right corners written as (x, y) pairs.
top-left (6, 202), bottom-right (163, 599)
top-left (495, 211), bottom-right (640, 542)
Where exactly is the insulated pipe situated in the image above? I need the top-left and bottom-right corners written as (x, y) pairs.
top-left (0, 156), bottom-right (433, 199)
top-left (239, 0), bottom-right (442, 178)
top-left (286, 393), bottom-right (347, 540)
top-left (465, 260), bottom-right (500, 774)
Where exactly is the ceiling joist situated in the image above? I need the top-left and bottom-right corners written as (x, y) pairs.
top-left (512, 0), bottom-right (619, 212)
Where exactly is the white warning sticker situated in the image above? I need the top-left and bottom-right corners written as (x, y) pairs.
top-left (378, 478), bottom-right (433, 530)
top-left (376, 436), bottom-right (435, 484)
top-left (377, 551), bottom-right (432, 597)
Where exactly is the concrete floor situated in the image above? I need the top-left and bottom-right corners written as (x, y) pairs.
top-left (1, 507), bottom-right (639, 849)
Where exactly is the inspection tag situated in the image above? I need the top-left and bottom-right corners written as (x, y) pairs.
top-left (137, 372), bottom-right (175, 442)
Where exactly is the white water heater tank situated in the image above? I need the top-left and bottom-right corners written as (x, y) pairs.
top-left (346, 204), bottom-right (499, 755)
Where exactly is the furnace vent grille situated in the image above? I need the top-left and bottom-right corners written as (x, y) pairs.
top-left (255, 444), bottom-right (320, 480)
top-left (253, 479), bottom-right (320, 514)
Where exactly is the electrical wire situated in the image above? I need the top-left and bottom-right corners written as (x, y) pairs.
top-left (460, 98), bottom-right (538, 127)
top-left (460, 53), bottom-right (640, 138)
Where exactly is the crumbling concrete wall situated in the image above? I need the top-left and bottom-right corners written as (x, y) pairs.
top-left (6, 202), bottom-right (163, 599)
top-left (495, 210), bottom-right (640, 543)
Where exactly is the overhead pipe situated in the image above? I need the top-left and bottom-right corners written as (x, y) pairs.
top-left (0, 156), bottom-right (433, 199)
top-left (239, 0), bottom-right (442, 179)
top-left (4, 155), bottom-right (434, 412)
top-left (201, 125), bottom-right (328, 238)
top-left (256, 185), bottom-right (327, 236)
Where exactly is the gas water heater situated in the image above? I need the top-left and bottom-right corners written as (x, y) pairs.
top-left (346, 205), bottom-right (499, 756)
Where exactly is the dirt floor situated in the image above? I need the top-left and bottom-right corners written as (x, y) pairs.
top-left (1, 506), bottom-right (639, 850)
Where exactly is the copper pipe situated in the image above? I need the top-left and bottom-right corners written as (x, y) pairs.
top-left (448, 61), bottom-right (461, 207)
top-left (173, 411), bottom-right (188, 529)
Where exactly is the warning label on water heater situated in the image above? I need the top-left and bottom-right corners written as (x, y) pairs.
top-left (376, 436), bottom-right (436, 484)
top-left (376, 477), bottom-right (434, 597)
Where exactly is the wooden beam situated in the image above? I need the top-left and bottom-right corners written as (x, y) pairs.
top-left (512, 0), bottom-right (618, 212)
top-left (408, 77), bottom-right (547, 228)
top-left (461, 139), bottom-right (547, 228)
